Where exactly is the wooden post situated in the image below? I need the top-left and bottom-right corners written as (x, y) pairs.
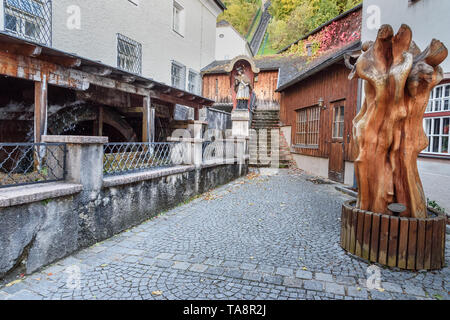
top-left (194, 107), bottom-right (200, 121)
top-left (34, 74), bottom-right (48, 143)
top-left (98, 105), bottom-right (104, 136)
top-left (143, 95), bottom-right (151, 142)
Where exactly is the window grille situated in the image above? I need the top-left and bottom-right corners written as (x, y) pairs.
top-left (3, 0), bottom-right (52, 46)
top-left (295, 106), bottom-right (321, 148)
top-left (117, 33), bottom-right (142, 75)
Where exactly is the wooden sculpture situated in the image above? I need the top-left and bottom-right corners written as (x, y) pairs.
top-left (348, 24), bottom-right (448, 219)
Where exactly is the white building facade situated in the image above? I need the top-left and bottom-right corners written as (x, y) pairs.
top-left (215, 20), bottom-right (253, 60)
top-left (0, 0), bottom-right (225, 95)
top-left (362, 0), bottom-right (450, 159)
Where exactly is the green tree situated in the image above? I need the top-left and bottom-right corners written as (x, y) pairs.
top-left (218, 0), bottom-right (260, 36)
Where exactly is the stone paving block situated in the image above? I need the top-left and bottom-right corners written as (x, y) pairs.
top-left (303, 280), bottom-right (324, 292)
top-left (347, 286), bottom-right (369, 299)
top-left (155, 253), bottom-right (175, 260)
top-left (382, 282), bottom-right (404, 294)
top-left (139, 258), bottom-right (156, 266)
top-left (325, 283), bottom-right (345, 295)
top-left (122, 256), bottom-right (141, 264)
top-left (189, 264), bottom-right (208, 273)
top-left (243, 272), bottom-right (262, 282)
top-left (155, 259), bottom-right (174, 268)
top-left (240, 263), bottom-right (258, 271)
top-left (275, 267), bottom-right (294, 277)
top-left (204, 258), bottom-right (223, 267)
top-left (283, 277), bottom-right (303, 288)
top-left (295, 269), bottom-right (313, 280)
top-left (224, 269), bottom-right (244, 279)
top-left (222, 261), bottom-right (241, 268)
top-left (258, 265), bottom-right (275, 274)
top-left (172, 262), bottom-right (191, 271)
top-left (6, 290), bottom-right (43, 300)
top-left (207, 267), bottom-right (225, 276)
top-left (403, 285), bottom-right (426, 297)
top-left (315, 273), bottom-right (334, 282)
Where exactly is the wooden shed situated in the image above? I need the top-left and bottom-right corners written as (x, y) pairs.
top-left (276, 42), bottom-right (361, 183)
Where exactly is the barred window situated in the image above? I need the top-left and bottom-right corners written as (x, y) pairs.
top-left (117, 34), bottom-right (142, 75)
top-left (4, 0), bottom-right (52, 46)
top-left (295, 106), bottom-right (320, 147)
top-left (171, 61), bottom-right (186, 90)
top-left (188, 70), bottom-right (200, 95)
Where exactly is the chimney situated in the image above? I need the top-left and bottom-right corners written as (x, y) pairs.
top-left (306, 43), bottom-right (312, 57)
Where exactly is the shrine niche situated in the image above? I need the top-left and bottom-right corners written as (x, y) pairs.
top-left (341, 24), bottom-right (448, 270)
top-left (225, 56), bottom-right (260, 111)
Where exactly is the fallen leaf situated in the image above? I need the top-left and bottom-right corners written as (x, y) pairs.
top-left (100, 264), bottom-right (108, 268)
top-left (378, 288), bottom-right (385, 292)
top-left (47, 273), bottom-right (53, 276)
top-left (151, 290), bottom-right (163, 296)
top-left (19, 273), bottom-right (25, 278)
top-left (5, 279), bottom-right (22, 287)
top-left (302, 267), bottom-right (308, 271)
top-left (433, 294), bottom-right (443, 300)
top-left (357, 287), bottom-right (362, 291)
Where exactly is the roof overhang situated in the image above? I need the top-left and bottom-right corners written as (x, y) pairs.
top-left (0, 32), bottom-right (214, 108)
top-left (276, 42), bottom-right (361, 92)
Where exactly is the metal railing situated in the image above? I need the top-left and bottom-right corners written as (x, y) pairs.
top-left (3, 0), bottom-right (52, 46)
top-left (0, 142), bottom-right (66, 188)
top-left (203, 139), bottom-right (237, 163)
top-left (103, 142), bottom-right (185, 176)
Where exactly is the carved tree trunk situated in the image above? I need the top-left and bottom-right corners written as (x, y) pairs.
top-left (350, 25), bottom-right (448, 218)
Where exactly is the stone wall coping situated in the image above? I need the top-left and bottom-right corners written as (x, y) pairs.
top-left (103, 165), bottom-right (196, 188)
top-left (167, 137), bottom-right (203, 143)
top-left (0, 183), bottom-right (83, 208)
top-left (42, 135), bottom-right (109, 144)
top-left (201, 158), bottom-right (238, 169)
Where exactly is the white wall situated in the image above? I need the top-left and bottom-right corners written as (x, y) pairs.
top-left (215, 25), bottom-right (252, 60)
top-left (51, 0), bottom-right (221, 86)
top-left (362, 0), bottom-right (450, 73)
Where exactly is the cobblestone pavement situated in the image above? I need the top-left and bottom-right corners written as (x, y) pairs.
top-left (1, 170), bottom-right (448, 300)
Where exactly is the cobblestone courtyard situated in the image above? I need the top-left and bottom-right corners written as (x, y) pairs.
top-left (1, 170), bottom-right (448, 300)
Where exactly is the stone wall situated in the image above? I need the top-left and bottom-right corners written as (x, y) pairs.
top-left (0, 163), bottom-right (248, 278)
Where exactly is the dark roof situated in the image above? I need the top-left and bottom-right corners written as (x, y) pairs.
top-left (201, 41), bottom-right (361, 92)
top-left (214, 0), bottom-right (226, 10)
top-left (278, 4), bottom-right (362, 54)
top-left (276, 41), bottom-right (361, 92)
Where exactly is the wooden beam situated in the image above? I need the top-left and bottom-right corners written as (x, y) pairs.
top-left (34, 75), bottom-right (48, 143)
top-left (143, 95), bottom-right (151, 142)
top-left (151, 91), bottom-right (207, 109)
top-left (81, 66), bottom-right (112, 76)
top-left (122, 75), bottom-right (136, 83)
top-left (40, 55), bottom-right (82, 68)
top-left (0, 42), bottom-right (42, 57)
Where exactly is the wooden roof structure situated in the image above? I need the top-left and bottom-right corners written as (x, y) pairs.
top-left (0, 31), bottom-right (214, 142)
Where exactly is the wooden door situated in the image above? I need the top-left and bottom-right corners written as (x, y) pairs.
top-left (329, 102), bottom-right (345, 183)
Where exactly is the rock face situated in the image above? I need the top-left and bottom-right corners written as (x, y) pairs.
top-left (0, 163), bottom-right (248, 278)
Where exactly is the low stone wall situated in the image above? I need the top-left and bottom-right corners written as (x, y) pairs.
top-left (0, 163), bottom-right (248, 278)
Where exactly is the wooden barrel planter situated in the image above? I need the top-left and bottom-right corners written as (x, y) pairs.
top-left (340, 201), bottom-right (447, 270)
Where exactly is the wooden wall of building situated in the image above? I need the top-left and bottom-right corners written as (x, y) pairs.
top-left (202, 74), bottom-right (231, 104)
top-left (202, 70), bottom-right (281, 106)
top-left (254, 70), bottom-right (281, 104)
top-left (280, 62), bottom-right (359, 162)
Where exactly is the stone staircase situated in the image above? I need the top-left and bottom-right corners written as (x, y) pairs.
top-left (249, 110), bottom-right (296, 168)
